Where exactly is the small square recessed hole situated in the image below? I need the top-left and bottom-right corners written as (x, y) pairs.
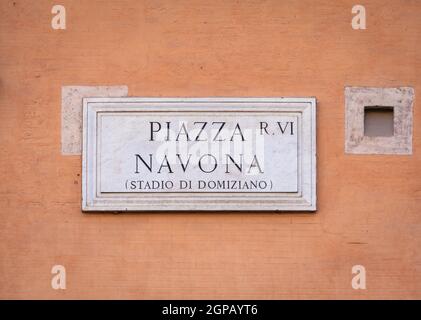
top-left (364, 106), bottom-right (394, 137)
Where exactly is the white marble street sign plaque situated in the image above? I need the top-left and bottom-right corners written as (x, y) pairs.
top-left (82, 98), bottom-right (316, 211)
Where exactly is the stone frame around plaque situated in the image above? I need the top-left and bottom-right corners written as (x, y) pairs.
top-left (82, 97), bottom-right (317, 212)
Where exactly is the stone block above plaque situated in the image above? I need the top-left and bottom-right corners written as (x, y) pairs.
top-left (82, 98), bottom-right (316, 212)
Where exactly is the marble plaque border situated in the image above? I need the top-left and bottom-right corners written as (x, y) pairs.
top-left (82, 98), bottom-right (316, 212)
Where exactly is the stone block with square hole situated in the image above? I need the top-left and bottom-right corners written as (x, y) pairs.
top-left (345, 87), bottom-right (414, 155)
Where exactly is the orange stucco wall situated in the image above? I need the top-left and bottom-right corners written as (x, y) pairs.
top-left (0, 0), bottom-right (420, 299)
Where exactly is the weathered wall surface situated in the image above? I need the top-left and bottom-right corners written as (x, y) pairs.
top-left (0, 0), bottom-right (420, 299)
